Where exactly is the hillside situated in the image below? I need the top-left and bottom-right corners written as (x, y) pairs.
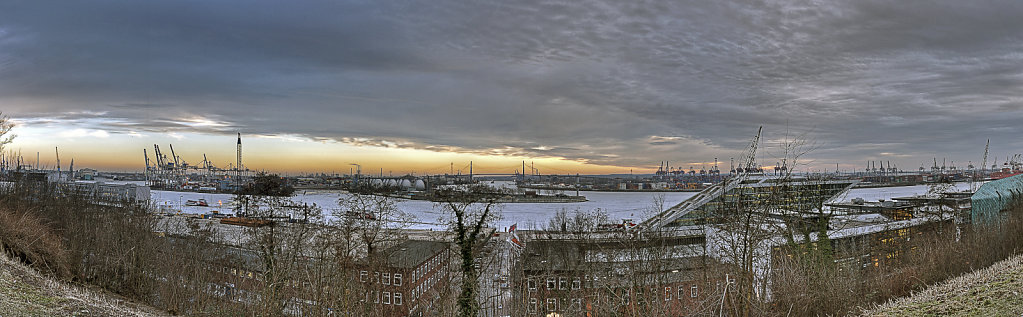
top-left (0, 252), bottom-right (168, 317)
top-left (863, 253), bottom-right (1023, 316)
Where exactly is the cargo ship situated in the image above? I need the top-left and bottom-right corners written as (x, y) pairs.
top-left (990, 168), bottom-right (1023, 180)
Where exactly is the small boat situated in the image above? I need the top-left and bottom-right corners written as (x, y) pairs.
top-left (185, 199), bottom-right (209, 207)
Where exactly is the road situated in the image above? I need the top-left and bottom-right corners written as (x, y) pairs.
top-left (478, 231), bottom-right (517, 317)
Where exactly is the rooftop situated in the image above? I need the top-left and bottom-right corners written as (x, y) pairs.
top-left (383, 240), bottom-right (449, 269)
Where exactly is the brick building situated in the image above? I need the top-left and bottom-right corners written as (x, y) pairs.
top-left (358, 240), bottom-right (452, 317)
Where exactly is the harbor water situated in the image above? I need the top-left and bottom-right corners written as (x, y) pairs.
top-left (147, 181), bottom-right (975, 231)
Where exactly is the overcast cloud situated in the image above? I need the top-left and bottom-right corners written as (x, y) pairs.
top-left (2, 0), bottom-right (1022, 170)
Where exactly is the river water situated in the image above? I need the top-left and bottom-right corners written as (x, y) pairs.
top-left (147, 181), bottom-right (975, 231)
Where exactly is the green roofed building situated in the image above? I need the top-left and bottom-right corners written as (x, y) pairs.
top-left (971, 174), bottom-right (1023, 224)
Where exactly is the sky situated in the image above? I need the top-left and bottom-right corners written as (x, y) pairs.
top-left (2, 0), bottom-right (1023, 175)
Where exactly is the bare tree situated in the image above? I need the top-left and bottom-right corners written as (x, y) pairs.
top-left (433, 184), bottom-right (502, 317)
top-left (0, 113), bottom-right (14, 169)
top-left (335, 193), bottom-right (412, 256)
top-left (235, 194), bottom-right (324, 315)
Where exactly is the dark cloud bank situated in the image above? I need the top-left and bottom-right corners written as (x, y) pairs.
top-left (2, 0), bottom-right (1023, 170)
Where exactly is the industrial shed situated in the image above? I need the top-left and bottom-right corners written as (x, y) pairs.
top-left (971, 174), bottom-right (1023, 224)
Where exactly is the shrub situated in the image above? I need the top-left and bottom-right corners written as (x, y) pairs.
top-left (0, 207), bottom-right (71, 280)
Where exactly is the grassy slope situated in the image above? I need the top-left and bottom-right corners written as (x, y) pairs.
top-left (862, 254), bottom-right (1023, 316)
top-left (0, 253), bottom-right (167, 317)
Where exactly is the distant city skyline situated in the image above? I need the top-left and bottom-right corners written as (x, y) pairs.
top-left (3, 1), bottom-right (1022, 174)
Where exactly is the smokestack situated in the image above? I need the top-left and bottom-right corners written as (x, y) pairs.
top-left (236, 133), bottom-right (242, 171)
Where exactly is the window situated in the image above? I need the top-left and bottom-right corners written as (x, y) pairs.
top-left (572, 279), bottom-right (581, 290)
top-left (678, 288), bottom-right (684, 300)
top-left (394, 292), bottom-right (403, 306)
top-left (374, 291), bottom-right (380, 303)
top-left (383, 292), bottom-right (391, 305)
top-left (570, 298), bottom-right (582, 311)
top-left (546, 298), bottom-right (557, 311)
top-left (394, 273), bottom-right (402, 286)
top-left (547, 279), bottom-right (556, 290)
top-left (528, 279), bottom-right (537, 291)
top-left (374, 272), bottom-right (381, 284)
top-left (665, 287), bottom-right (672, 301)
top-left (623, 290), bottom-right (630, 305)
top-left (691, 285), bottom-right (698, 298)
top-left (559, 278), bottom-right (567, 290)
top-left (383, 273), bottom-right (391, 285)
top-left (528, 298), bottom-right (537, 313)
top-left (360, 270), bottom-right (367, 282)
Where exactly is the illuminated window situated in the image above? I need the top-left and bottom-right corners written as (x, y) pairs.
top-left (665, 287), bottom-right (672, 301)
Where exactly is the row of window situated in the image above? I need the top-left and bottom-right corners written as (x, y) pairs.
top-left (365, 290), bottom-right (404, 306)
top-left (528, 298), bottom-right (583, 313)
top-left (412, 269), bottom-right (446, 302)
top-left (412, 253), bottom-right (446, 283)
top-left (219, 267), bottom-right (257, 280)
top-left (527, 278), bottom-right (581, 291)
top-left (527, 285), bottom-right (700, 312)
top-left (359, 271), bottom-right (403, 286)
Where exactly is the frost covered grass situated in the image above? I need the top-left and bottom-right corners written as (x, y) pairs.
top-left (862, 254), bottom-right (1023, 316)
top-left (0, 251), bottom-right (167, 317)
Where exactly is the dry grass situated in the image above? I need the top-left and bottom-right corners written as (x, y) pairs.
top-left (862, 253), bottom-right (1023, 316)
top-left (0, 207), bottom-right (70, 279)
top-left (0, 251), bottom-right (168, 317)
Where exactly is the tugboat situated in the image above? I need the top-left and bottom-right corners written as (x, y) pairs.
top-left (185, 199), bottom-right (210, 207)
